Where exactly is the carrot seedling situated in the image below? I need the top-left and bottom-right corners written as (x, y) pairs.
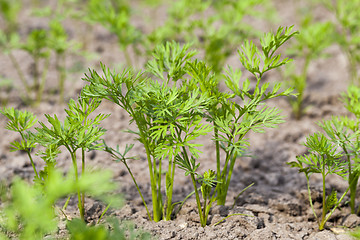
top-left (317, 85), bottom-right (360, 214)
top-left (288, 132), bottom-right (350, 230)
top-left (1, 93), bottom-right (109, 220)
top-left (206, 26), bottom-right (298, 205)
top-left (284, 15), bottom-right (333, 119)
top-left (319, 0), bottom-right (360, 83)
top-left (82, 41), bottom-right (200, 222)
top-left (82, 25), bottom-right (296, 225)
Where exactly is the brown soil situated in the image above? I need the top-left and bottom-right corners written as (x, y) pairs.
top-left (0, 0), bottom-right (359, 239)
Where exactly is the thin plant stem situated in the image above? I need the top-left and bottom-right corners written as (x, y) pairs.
top-left (191, 172), bottom-right (204, 226)
top-left (174, 189), bottom-right (196, 216)
top-left (81, 148), bottom-right (85, 218)
top-left (18, 131), bottom-right (39, 179)
top-left (306, 174), bottom-right (319, 226)
top-left (130, 109), bottom-right (161, 221)
top-left (214, 128), bottom-right (221, 185)
top-left (322, 187), bottom-right (350, 229)
top-left (181, 147), bottom-right (205, 226)
top-left (320, 156), bottom-right (327, 230)
top-left (123, 47), bottom-right (132, 67)
top-left (8, 52), bottom-right (30, 95)
top-left (231, 182), bottom-right (254, 209)
top-left (165, 159), bottom-right (176, 220)
top-left (97, 202), bottom-right (111, 224)
top-left (122, 159), bottom-right (151, 220)
top-left (26, 151), bottom-right (39, 179)
top-left (69, 149), bottom-right (84, 221)
top-left (33, 56), bottom-right (40, 95)
top-left (56, 53), bottom-right (66, 104)
top-left (142, 129), bottom-right (161, 221)
top-left (36, 56), bottom-right (50, 105)
top-left (62, 196), bottom-right (71, 210)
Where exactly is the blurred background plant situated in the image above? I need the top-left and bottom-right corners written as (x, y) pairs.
top-left (283, 14), bottom-right (334, 119)
top-left (0, 168), bottom-right (151, 239)
top-left (316, 0), bottom-right (360, 84)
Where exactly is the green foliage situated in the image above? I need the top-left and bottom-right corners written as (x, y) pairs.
top-left (82, 26), bottom-right (295, 226)
top-left (284, 16), bottom-right (334, 119)
top-left (0, 168), bottom-right (119, 240)
top-left (1, 94), bottom-right (110, 220)
top-left (0, 0), bottom-right (22, 34)
top-left (288, 130), bottom-right (351, 230)
top-left (67, 218), bottom-right (152, 240)
top-left (209, 26), bottom-right (297, 206)
top-left (350, 228), bottom-right (360, 239)
top-left (147, 0), bottom-right (276, 74)
top-left (318, 0), bottom-right (360, 83)
top-left (84, 0), bottom-right (142, 66)
top-left (314, 85), bottom-right (360, 214)
top-left (0, 0), bottom-right (83, 105)
top-left (289, 85), bottom-right (360, 230)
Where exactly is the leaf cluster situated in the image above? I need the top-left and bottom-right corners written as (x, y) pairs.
top-left (0, 168), bottom-right (120, 240)
top-left (82, 25), bottom-right (296, 225)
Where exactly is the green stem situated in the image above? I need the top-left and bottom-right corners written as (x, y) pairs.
top-left (320, 158), bottom-right (327, 230)
top-left (97, 202), bottom-right (111, 224)
top-left (165, 159), bottom-right (176, 220)
top-left (8, 52), bottom-right (30, 96)
top-left (81, 148), bottom-right (85, 218)
top-left (122, 159), bottom-right (151, 220)
top-left (142, 130), bottom-right (162, 221)
top-left (295, 55), bottom-right (310, 120)
top-left (19, 131), bottom-right (39, 179)
top-left (214, 128), bottom-right (221, 187)
top-left (223, 153), bottom-right (237, 198)
top-left (156, 148), bottom-right (163, 218)
top-left (56, 53), bottom-right (66, 104)
top-left (62, 196), bottom-right (71, 210)
top-left (69, 149), bottom-right (84, 221)
top-left (123, 46), bottom-right (132, 67)
top-left (129, 109), bottom-right (162, 222)
top-left (26, 150), bottom-right (39, 180)
top-left (191, 172), bottom-right (205, 226)
top-left (306, 174), bottom-right (319, 226)
top-left (36, 56), bottom-right (50, 105)
top-left (231, 182), bottom-right (254, 209)
top-left (321, 186), bottom-right (351, 230)
top-left (181, 147), bottom-right (205, 226)
top-left (344, 147), bottom-right (357, 214)
top-left (216, 150), bottom-right (232, 205)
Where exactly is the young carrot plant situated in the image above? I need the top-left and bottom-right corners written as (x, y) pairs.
top-left (0, 0), bottom-right (22, 35)
top-left (289, 85), bottom-right (360, 229)
top-left (0, 168), bottom-right (121, 239)
top-left (206, 26), bottom-right (298, 205)
top-left (147, 0), bottom-right (275, 75)
top-left (83, 0), bottom-right (142, 67)
top-left (288, 132), bottom-right (350, 230)
top-left (317, 0), bottom-right (360, 83)
top-left (82, 25), bottom-right (296, 225)
top-left (0, 26), bottom-right (50, 105)
top-left (317, 85), bottom-right (360, 214)
top-left (48, 19), bottom-right (81, 104)
top-left (82, 41), bottom-right (199, 222)
top-left (284, 15), bottom-right (333, 119)
top-left (1, 93), bottom-right (109, 220)
top-left (0, 108), bottom-right (39, 180)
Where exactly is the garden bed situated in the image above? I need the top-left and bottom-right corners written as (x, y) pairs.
top-left (1, 0), bottom-right (360, 239)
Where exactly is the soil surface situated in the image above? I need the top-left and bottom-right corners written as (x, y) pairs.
top-left (0, 0), bottom-right (359, 239)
